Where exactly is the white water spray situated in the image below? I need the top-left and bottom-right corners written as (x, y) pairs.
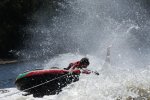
top-left (1, 0), bottom-right (150, 100)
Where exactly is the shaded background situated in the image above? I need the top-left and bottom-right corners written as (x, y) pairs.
top-left (0, 0), bottom-right (66, 59)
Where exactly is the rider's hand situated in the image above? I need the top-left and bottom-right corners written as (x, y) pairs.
top-left (94, 71), bottom-right (99, 75)
top-left (64, 68), bottom-right (67, 70)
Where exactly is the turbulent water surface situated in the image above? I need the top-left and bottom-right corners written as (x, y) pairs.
top-left (0, 53), bottom-right (150, 100)
top-left (1, 0), bottom-right (150, 100)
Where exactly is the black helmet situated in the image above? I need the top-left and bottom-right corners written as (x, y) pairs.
top-left (80, 57), bottom-right (90, 65)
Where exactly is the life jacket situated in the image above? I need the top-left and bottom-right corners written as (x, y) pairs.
top-left (66, 61), bottom-right (91, 74)
top-left (71, 61), bottom-right (82, 69)
top-left (65, 61), bottom-right (81, 70)
top-left (71, 61), bottom-right (91, 74)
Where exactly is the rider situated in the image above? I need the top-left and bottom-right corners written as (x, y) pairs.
top-left (65, 57), bottom-right (99, 75)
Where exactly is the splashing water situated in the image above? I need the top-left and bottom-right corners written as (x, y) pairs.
top-left (1, 0), bottom-right (150, 100)
top-left (21, 0), bottom-right (150, 67)
top-left (1, 53), bottom-right (150, 100)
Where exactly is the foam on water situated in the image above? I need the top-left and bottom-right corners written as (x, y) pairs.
top-left (1, 53), bottom-right (150, 100)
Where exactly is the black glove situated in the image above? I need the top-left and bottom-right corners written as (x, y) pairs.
top-left (64, 68), bottom-right (68, 70)
top-left (94, 71), bottom-right (99, 75)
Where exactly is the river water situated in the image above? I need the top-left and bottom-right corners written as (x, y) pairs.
top-left (0, 53), bottom-right (150, 100)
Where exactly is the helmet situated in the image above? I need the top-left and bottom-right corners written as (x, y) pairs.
top-left (80, 57), bottom-right (90, 65)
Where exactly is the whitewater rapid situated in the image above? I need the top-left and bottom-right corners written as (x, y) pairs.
top-left (0, 53), bottom-right (150, 100)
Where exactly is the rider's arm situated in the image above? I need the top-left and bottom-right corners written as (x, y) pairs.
top-left (82, 69), bottom-right (91, 74)
top-left (64, 63), bottom-right (73, 70)
top-left (82, 69), bottom-right (99, 75)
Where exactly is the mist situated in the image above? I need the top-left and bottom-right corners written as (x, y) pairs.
top-left (21, 0), bottom-right (150, 67)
